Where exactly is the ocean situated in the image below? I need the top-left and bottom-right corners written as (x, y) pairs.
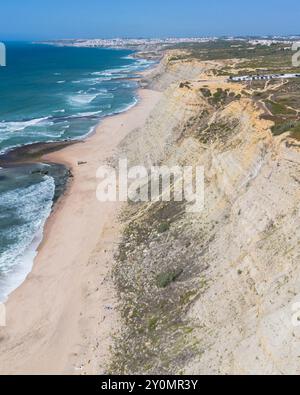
top-left (0, 42), bottom-right (154, 301)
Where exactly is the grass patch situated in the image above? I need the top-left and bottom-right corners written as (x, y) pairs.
top-left (156, 268), bottom-right (183, 288)
top-left (271, 119), bottom-right (300, 139)
top-left (157, 221), bottom-right (170, 233)
top-left (200, 88), bottom-right (212, 98)
top-left (208, 89), bottom-right (241, 108)
top-left (266, 100), bottom-right (296, 116)
top-left (110, 200), bottom-right (210, 374)
top-left (210, 88), bottom-right (228, 106)
top-left (148, 317), bottom-right (159, 331)
top-left (196, 119), bottom-right (240, 145)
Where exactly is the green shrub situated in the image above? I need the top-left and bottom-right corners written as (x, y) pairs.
top-left (157, 222), bottom-right (170, 233)
top-left (200, 88), bottom-right (212, 97)
top-left (156, 269), bottom-right (183, 288)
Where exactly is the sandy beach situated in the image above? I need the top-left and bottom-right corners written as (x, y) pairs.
top-left (0, 88), bottom-right (162, 375)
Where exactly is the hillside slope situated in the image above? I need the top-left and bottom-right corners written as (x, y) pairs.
top-left (110, 54), bottom-right (300, 375)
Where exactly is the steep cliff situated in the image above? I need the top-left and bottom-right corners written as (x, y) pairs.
top-left (110, 55), bottom-right (300, 375)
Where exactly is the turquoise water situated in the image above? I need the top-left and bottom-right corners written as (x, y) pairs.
top-left (0, 42), bottom-right (151, 152)
top-left (0, 42), bottom-right (153, 301)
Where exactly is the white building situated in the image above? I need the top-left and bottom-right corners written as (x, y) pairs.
top-left (229, 73), bottom-right (300, 82)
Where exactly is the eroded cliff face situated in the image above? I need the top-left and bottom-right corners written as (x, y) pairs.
top-left (185, 98), bottom-right (300, 375)
top-left (143, 51), bottom-right (221, 92)
top-left (111, 55), bottom-right (300, 374)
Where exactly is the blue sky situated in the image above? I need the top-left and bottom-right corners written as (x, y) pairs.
top-left (1, 0), bottom-right (300, 40)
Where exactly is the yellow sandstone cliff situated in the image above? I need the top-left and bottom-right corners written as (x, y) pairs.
top-left (110, 54), bottom-right (300, 375)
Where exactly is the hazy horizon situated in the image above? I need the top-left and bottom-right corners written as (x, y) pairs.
top-left (3, 34), bottom-right (300, 44)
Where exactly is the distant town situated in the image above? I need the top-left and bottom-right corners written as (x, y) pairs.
top-left (39, 37), bottom-right (217, 50)
top-left (40, 35), bottom-right (300, 50)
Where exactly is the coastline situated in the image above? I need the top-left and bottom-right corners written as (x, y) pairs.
top-left (0, 60), bottom-right (158, 304)
top-left (1, 39), bottom-right (298, 375)
top-left (0, 86), bottom-right (162, 374)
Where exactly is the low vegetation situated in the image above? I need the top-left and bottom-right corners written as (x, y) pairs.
top-left (252, 80), bottom-right (300, 140)
top-left (166, 40), bottom-right (300, 142)
top-left (110, 196), bottom-right (211, 374)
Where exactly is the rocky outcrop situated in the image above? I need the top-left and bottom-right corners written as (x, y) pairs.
top-left (186, 100), bottom-right (300, 375)
top-left (143, 51), bottom-right (220, 92)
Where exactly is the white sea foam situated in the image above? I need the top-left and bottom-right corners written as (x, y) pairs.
top-left (121, 55), bottom-right (135, 60)
top-left (73, 59), bottom-right (153, 86)
top-left (0, 54), bottom-right (154, 302)
top-left (75, 110), bottom-right (103, 117)
top-left (0, 176), bottom-right (55, 302)
top-left (0, 117), bottom-right (50, 133)
top-left (86, 76), bottom-right (115, 85)
top-left (69, 91), bottom-right (114, 106)
top-left (90, 71), bottom-right (112, 76)
top-left (110, 97), bottom-right (138, 115)
top-left (68, 93), bottom-right (100, 105)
